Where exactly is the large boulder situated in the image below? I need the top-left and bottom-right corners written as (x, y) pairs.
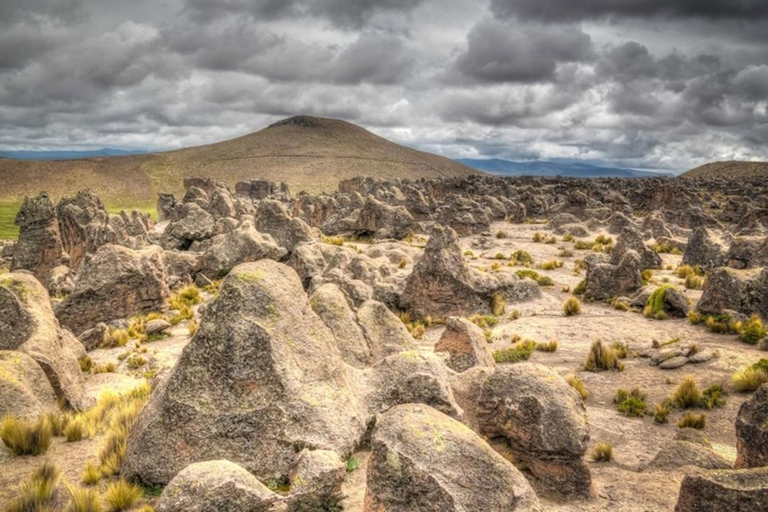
top-left (611, 227), bottom-right (662, 270)
top-left (122, 260), bottom-right (367, 485)
top-left (0, 273), bottom-right (88, 410)
top-left (200, 222), bottom-right (287, 279)
top-left (584, 251), bottom-right (642, 300)
top-left (11, 192), bottom-right (63, 286)
top-left (674, 467), bottom-right (768, 512)
top-left (309, 283), bottom-right (372, 368)
top-left (736, 383), bottom-right (768, 469)
top-left (477, 363), bottom-right (592, 496)
top-left (163, 203), bottom-right (216, 248)
top-left (358, 198), bottom-right (415, 240)
top-left (696, 267), bottom-right (768, 319)
top-left (402, 225), bottom-right (539, 318)
top-left (356, 300), bottom-right (415, 362)
top-left (434, 317), bottom-right (495, 373)
top-left (155, 460), bottom-right (283, 512)
top-left (287, 449), bottom-right (346, 512)
top-left (645, 430), bottom-right (731, 471)
top-left (0, 350), bottom-right (59, 420)
top-left (682, 227), bottom-right (728, 270)
top-left (56, 244), bottom-right (170, 335)
top-left (364, 404), bottom-right (541, 512)
top-left (254, 200), bottom-right (314, 253)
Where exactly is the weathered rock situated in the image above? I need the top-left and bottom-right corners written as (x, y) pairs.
top-left (478, 363), bottom-right (592, 496)
top-left (0, 350), bottom-right (59, 420)
top-left (402, 224), bottom-right (539, 318)
top-left (0, 273), bottom-right (88, 410)
top-left (163, 203), bottom-right (216, 248)
top-left (309, 283), bottom-right (371, 368)
top-left (254, 200), bottom-right (314, 253)
top-left (123, 260), bottom-right (366, 484)
top-left (356, 300), bottom-right (415, 362)
top-left (659, 356), bottom-right (689, 369)
top-left (365, 404), bottom-right (541, 512)
top-left (646, 439), bottom-right (731, 471)
top-left (682, 227), bottom-right (728, 270)
top-left (358, 198), bottom-right (415, 240)
top-left (584, 251), bottom-right (642, 300)
top-left (674, 467), bottom-right (768, 512)
top-left (200, 222), bottom-right (287, 278)
top-left (155, 460), bottom-right (283, 512)
top-left (11, 192), bottom-right (63, 286)
top-left (434, 317), bottom-right (495, 373)
top-left (145, 319), bottom-right (171, 335)
top-left (611, 227), bottom-right (662, 269)
top-left (287, 449), bottom-right (345, 512)
top-left (77, 322), bottom-right (108, 351)
top-left (697, 268), bottom-right (768, 319)
top-left (56, 244), bottom-right (170, 335)
top-left (735, 383), bottom-right (768, 469)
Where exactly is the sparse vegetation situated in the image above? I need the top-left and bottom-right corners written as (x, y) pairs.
top-left (563, 296), bottom-right (582, 316)
top-left (79, 355), bottom-right (94, 372)
top-left (82, 461), bottom-right (101, 486)
top-left (670, 376), bottom-right (703, 409)
top-left (584, 341), bottom-right (624, 372)
top-left (591, 442), bottom-right (613, 462)
top-left (739, 314), bottom-right (766, 345)
top-left (732, 359), bottom-right (768, 392)
top-left (495, 230), bottom-right (507, 239)
top-left (532, 232), bottom-right (544, 243)
top-left (322, 235), bottom-right (344, 246)
top-left (0, 415), bottom-right (53, 455)
top-left (346, 457), bottom-right (360, 472)
top-left (539, 259), bottom-right (564, 270)
top-left (535, 340), bottom-right (558, 352)
top-left (490, 293), bottom-right (505, 316)
top-left (5, 462), bottom-right (61, 512)
top-left (677, 411), bottom-right (706, 429)
top-left (643, 284), bottom-right (675, 319)
top-left (684, 274), bottom-right (705, 290)
top-left (653, 403), bottom-right (670, 424)
top-left (511, 249), bottom-right (533, 265)
top-left (567, 375), bottom-right (588, 400)
top-left (493, 340), bottom-right (536, 363)
top-left (614, 388), bottom-right (648, 417)
top-left (66, 486), bottom-right (102, 512)
top-left (64, 416), bottom-right (88, 442)
top-left (104, 480), bottom-right (144, 512)
top-left (515, 269), bottom-right (553, 286)
top-left (573, 280), bottom-right (586, 295)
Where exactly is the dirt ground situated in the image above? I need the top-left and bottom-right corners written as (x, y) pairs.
top-left (2, 221), bottom-right (764, 512)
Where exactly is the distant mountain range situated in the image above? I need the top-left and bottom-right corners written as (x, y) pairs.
top-left (0, 148), bottom-right (148, 160)
top-left (457, 158), bottom-right (674, 178)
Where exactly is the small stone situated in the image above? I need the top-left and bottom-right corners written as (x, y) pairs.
top-left (659, 356), bottom-right (689, 369)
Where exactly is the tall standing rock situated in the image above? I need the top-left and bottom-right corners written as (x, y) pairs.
top-left (434, 317), bottom-right (495, 373)
top-left (309, 283), bottom-right (372, 368)
top-left (11, 192), bottom-right (63, 286)
top-left (682, 227), bottom-right (727, 270)
top-left (56, 244), bottom-right (170, 335)
top-left (122, 260), bottom-right (367, 485)
top-left (402, 224), bottom-right (539, 318)
top-left (735, 383), bottom-right (768, 469)
top-left (364, 404), bottom-right (541, 512)
top-left (478, 363), bottom-right (592, 496)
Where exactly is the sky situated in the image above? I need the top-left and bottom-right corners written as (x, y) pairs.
top-left (1, 0), bottom-right (767, 172)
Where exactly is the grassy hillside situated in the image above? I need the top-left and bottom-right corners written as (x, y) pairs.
top-left (0, 116), bottom-right (478, 205)
top-left (681, 160), bottom-right (768, 179)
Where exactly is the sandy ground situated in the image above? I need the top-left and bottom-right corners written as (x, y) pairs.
top-left (2, 222), bottom-right (765, 511)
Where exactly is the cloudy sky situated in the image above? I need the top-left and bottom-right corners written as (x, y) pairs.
top-left (1, 0), bottom-right (768, 172)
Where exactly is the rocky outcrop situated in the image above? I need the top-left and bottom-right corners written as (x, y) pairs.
top-left (434, 317), bottom-right (495, 373)
top-left (56, 244), bottom-right (170, 335)
top-left (309, 283), bottom-right (372, 368)
top-left (674, 467), bottom-right (768, 512)
top-left (356, 300), bottom-right (416, 362)
top-left (402, 225), bottom-right (539, 318)
top-left (478, 363), bottom-right (592, 496)
top-left (200, 222), bottom-right (287, 278)
top-left (584, 251), bottom-right (642, 300)
top-left (611, 227), bottom-right (662, 270)
top-left (646, 429), bottom-right (731, 471)
top-left (365, 404), bottom-right (541, 511)
top-left (11, 192), bottom-right (64, 286)
top-left (123, 260), bottom-right (367, 485)
top-left (358, 198), bottom-right (415, 239)
top-left (155, 460), bottom-right (283, 512)
top-left (696, 267), bottom-right (768, 319)
top-left (287, 449), bottom-right (345, 512)
top-left (0, 273), bottom-right (87, 410)
top-left (736, 383), bottom-right (768, 469)
top-left (0, 350), bottom-right (59, 420)
top-left (254, 200), bottom-right (314, 252)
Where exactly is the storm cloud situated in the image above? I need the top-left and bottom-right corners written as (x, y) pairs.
top-left (0, 0), bottom-right (767, 172)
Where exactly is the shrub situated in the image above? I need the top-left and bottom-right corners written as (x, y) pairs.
top-left (610, 342), bottom-right (628, 359)
top-left (79, 355), bottom-right (94, 373)
top-left (536, 340), bottom-right (558, 352)
top-left (82, 461), bottom-right (101, 486)
top-left (644, 284), bottom-right (675, 319)
top-left (739, 314), bottom-right (767, 345)
top-left (104, 480), bottom-right (143, 512)
top-left (558, 248), bottom-right (574, 258)
top-left (670, 376), bottom-right (703, 409)
top-left (653, 403), bottom-right (670, 424)
top-left (573, 280), bottom-right (586, 295)
top-left (614, 388), bottom-right (648, 417)
top-left (5, 462), bottom-right (61, 512)
top-left (563, 296), bottom-right (582, 316)
top-left (493, 340), bottom-right (536, 363)
top-left (495, 230), bottom-right (507, 239)
top-left (703, 314), bottom-right (737, 334)
top-left (676, 265), bottom-right (703, 279)
top-left (64, 416), bottom-right (88, 442)
top-left (346, 457), bottom-right (360, 472)
top-left (512, 249), bottom-right (533, 264)
top-left (469, 314), bottom-right (498, 328)
top-left (563, 233), bottom-right (575, 242)
top-left (567, 375), bottom-right (588, 400)
top-left (701, 385), bottom-right (726, 410)
top-left (0, 415), bottom-right (53, 455)
top-left (532, 232), bottom-right (544, 242)
top-left (688, 310), bottom-right (704, 325)
top-left (169, 303), bottom-right (193, 325)
top-left (539, 259), bottom-right (564, 270)
top-left (102, 328), bottom-right (130, 348)
top-left (584, 341), bottom-right (624, 372)
top-left (322, 236), bottom-right (344, 246)
top-left (67, 486), bottom-right (102, 512)
top-left (491, 293), bottom-right (505, 316)
top-left (45, 412), bottom-right (68, 436)
top-left (574, 240), bottom-right (594, 250)
top-left (732, 359), bottom-right (768, 392)
top-left (545, 235), bottom-right (557, 244)
top-left (595, 234), bottom-right (613, 245)
top-left (126, 354), bottom-right (147, 369)
top-left (685, 274), bottom-right (705, 290)
top-left (591, 442), bottom-right (613, 462)
top-left (677, 412), bottom-right (706, 429)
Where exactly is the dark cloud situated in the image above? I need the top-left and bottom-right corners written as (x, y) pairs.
top-left (490, 0), bottom-right (768, 22)
top-left (0, 0), bottom-right (84, 26)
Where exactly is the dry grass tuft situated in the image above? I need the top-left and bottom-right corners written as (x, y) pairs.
top-left (81, 461), bottom-right (101, 486)
top-left (563, 296), bottom-right (582, 316)
top-left (732, 359), bottom-right (768, 392)
top-left (584, 341), bottom-right (624, 372)
top-left (566, 375), bottom-right (588, 400)
top-left (535, 340), bottom-right (558, 352)
top-left (653, 403), bottom-right (670, 424)
top-left (591, 442), bottom-right (613, 462)
top-left (104, 480), bottom-right (143, 512)
top-left (5, 462), bottom-right (62, 512)
top-left (670, 376), bottom-right (702, 409)
top-left (490, 293), bottom-right (505, 316)
top-left (66, 485), bottom-right (102, 512)
top-left (0, 415), bottom-right (53, 455)
top-left (677, 411), bottom-right (706, 429)
top-left (614, 388), bottom-right (648, 417)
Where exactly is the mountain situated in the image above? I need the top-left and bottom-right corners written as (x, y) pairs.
top-left (457, 158), bottom-right (673, 178)
top-left (0, 116), bottom-right (478, 206)
top-left (0, 148), bottom-right (148, 160)
top-left (681, 160), bottom-right (768, 179)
